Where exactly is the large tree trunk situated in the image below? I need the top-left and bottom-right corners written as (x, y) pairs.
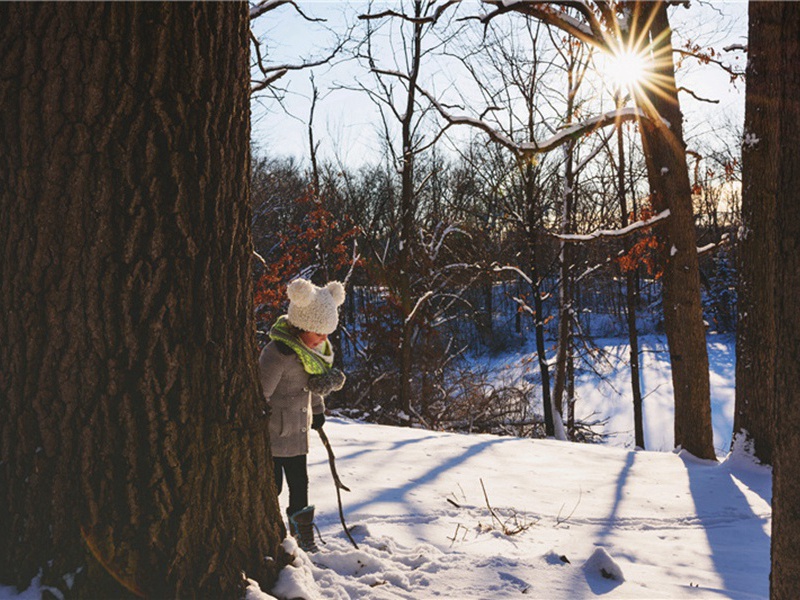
top-left (733, 0), bottom-right (779, 465)
top-left (771, 4), bottom-right (800, 596)
top-left (0, 4), bottom-right (286, 597)
top-left (633, 1), bottom-right (715, 460)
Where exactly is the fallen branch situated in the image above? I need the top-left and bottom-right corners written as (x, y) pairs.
top-left (317, 428), bottom-right (359, 549)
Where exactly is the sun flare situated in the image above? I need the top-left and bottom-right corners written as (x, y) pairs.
top-left (606, 50), bottom-right (648, 92)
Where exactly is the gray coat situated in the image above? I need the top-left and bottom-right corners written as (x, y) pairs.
top-left (258, 341), bottom-right (325, 457)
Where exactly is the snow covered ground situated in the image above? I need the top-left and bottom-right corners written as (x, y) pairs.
top-left (252, 417), bottom-right (770, 599)
top-left (2, 335), bottom-right (771, 599)
top-left (248, 334), bottom-right (770, 600)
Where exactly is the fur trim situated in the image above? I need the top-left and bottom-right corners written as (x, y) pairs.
top-left (307, 368), bottom-right (346, 397)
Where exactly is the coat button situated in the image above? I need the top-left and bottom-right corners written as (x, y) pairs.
top-left (301, 407), bottom-right (307, 413)
top-left (301, 427), bottom-right (307, 432)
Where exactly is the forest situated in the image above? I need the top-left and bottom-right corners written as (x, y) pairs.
top-left (0, 1), bottom-right (798, 599)
top-left (250, 0), bottom-right (741, 452)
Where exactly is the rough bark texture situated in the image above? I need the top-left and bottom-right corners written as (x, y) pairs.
top-left (734, 0), bottom-right (779, 465)
top-left (0, 3), bottom-right (286, 597)
top-left (771, 4), bottom-right (800, 596)
top-left (633, 2), bottom-right (715, 460)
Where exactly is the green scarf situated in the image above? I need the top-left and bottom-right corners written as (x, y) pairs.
top-left (269, 315), bottom-right (334, 375)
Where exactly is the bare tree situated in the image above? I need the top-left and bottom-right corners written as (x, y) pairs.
top-left (357, 0), bottom-right (462, 420)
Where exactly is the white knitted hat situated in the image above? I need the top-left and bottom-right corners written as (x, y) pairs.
top-left (286, 278), bottom-right (346, 335)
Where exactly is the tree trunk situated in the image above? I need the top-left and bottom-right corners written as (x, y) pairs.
top-left (0, 4), bottom-right (286, 597)
top-left (632, 1), bottom-right (715, 460)
top-left (617, 119), bottom-right (645, 450)
top-left (524, 165), bottom-right (554, 437)
top-left (771, 4), bottom-right (800, 596)
top-left (398, 2), bottom-right (424, 420)
top-left (553, 139), bottom-right (575, 425)
top-left (734, 0), bottom-right (779, 465)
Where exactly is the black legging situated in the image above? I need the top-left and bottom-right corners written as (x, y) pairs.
top-left (273, 455), bottom-right (309, 518)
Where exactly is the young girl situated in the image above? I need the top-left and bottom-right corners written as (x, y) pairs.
top-left (258, 278), bottom-right (346, 551)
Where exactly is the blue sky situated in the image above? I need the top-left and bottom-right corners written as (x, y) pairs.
top-left (250, 1), bottom-right (748, 167)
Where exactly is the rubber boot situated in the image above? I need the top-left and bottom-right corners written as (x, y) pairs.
top-left (289, 505), bottom-right (319, 552)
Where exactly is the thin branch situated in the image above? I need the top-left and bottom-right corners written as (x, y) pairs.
top-left (359, 1), bottom-right (462, 24)
top-left (678, 86), bottom-right (720, 104)
top-left (251, 36), bottom-right (347, 93)
top-left (250, 0), bottom-right (325, 22)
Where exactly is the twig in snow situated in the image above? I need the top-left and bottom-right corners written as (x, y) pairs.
top-left (556, 487), bottom-right (582, 526)
top-left (480, 479), bottom-right (534, 536)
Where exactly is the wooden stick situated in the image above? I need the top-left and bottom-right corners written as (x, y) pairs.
top-left (317, 427), bottom-right (359, 549)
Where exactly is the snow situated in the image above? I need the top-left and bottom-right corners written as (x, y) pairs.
top-left (743, 132), bottom-right (760, 148)
top-left (554, 209), bottom-right (670, 242)
top-left (1, 337), bottom-right (770, 600)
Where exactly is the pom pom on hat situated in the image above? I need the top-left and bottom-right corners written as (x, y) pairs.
top-left (287, 278), bottom-right (315, 307)
top-left (286, 278), bottom-right (345, 335)
top-left (326, 281), bottom-right (346, 306)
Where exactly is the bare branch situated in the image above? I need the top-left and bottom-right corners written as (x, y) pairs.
top-left (677, 86), bottom-right (720, 104)
top-left (251, 35), bottom-right (347, 94)
top-left (359, 1), bottom-right (462, 25)
top-left (250, 0), bottom-right (325, 22)
top-left (674, 48), bottom-right (744, 79)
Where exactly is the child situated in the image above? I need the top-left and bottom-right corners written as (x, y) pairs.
top-left (258, 278), bottom-right (346, 551)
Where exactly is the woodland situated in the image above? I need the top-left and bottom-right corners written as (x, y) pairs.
top-left (0, 1), bottom-right (798, 598)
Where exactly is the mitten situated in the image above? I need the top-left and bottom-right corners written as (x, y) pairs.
top-left (312, 412), bottom-right (326, 430)
top-left (306, 367), bottom-right (346, 397)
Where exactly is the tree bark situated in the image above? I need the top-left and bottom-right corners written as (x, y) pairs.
top-left (524, 165), bottom-right (554, 438)
top-left (397, 1), bottom-right (424, 420)
top-left (771, 3), bottom-right (800, 596)
top-left (0, 3), bottom-right (286, 597)
top-left (617, 119), bottom-right (645, 450)
top-left (734, 0), bottom-right (779, 465)
top-left (632, 1), bottom-right (715, 460)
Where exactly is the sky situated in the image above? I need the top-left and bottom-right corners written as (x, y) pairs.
top-left (250, 1), bottom-right (749, 168)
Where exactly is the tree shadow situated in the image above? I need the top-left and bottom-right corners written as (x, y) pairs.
top-left (563, 451), bottom-right (635, 598)
top-left (680, 453), bottom-right (771, 597)
top-left (341, 437), bottom-right (514, 515)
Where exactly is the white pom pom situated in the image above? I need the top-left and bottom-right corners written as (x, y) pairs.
top-left (326, 281), bottom-right (345, 306)
top-left (287, 278), bottom-right (314, 307)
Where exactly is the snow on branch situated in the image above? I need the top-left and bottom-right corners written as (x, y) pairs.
top-left (553, 209), bottom-right (671, 242)
top-left (406, 291), bottom-right (435, 324)
top-left (697, 233), bottom-right (730, 256)
top-left (383, 69), bottom-right (647, 159)
top-left (492, 264), bottom-right (533, 286)
top-left (521, 107), bottom-right (646, 155)
top-left (477, 1), bottom-right (607, 50)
